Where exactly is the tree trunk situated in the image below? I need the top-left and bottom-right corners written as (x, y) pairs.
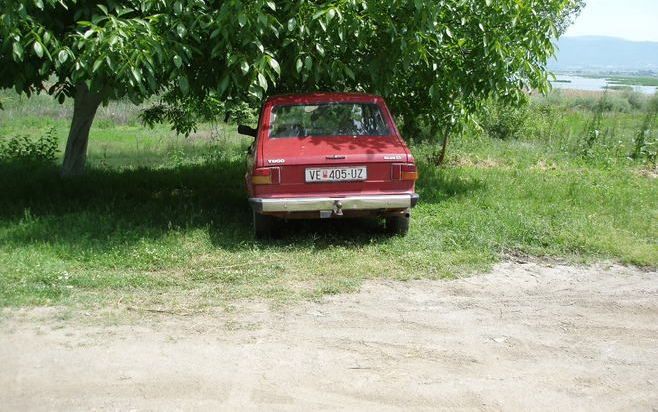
top-left (61, 84), bottom-right (102, 177)
top-left (435, 128), bottom-right (450, 166)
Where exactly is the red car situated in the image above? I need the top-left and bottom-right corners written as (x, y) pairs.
top-left (239, 92), bottom-right (418, 238)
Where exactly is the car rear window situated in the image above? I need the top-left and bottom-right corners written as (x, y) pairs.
top-left (269, 103), bottom-right (391, 138)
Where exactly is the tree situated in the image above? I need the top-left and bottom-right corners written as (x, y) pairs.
top-left (1, 0), bottom-right (180, 175)
top-left (147, 0), bottom-right (584, 164)
top-left (1, 0), bottom-right (582, 174)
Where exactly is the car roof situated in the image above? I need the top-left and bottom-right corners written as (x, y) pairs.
top-left (265, 92), bottom-right (384, 105)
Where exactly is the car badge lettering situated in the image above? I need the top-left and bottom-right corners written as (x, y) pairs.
top-left (384, 155), bottom-right (403, 160)
top-left (268, 159), bottom-right (285, 164)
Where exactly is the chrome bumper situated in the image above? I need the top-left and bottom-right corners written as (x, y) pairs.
top-left (250, 194), bottom-right (419, 213)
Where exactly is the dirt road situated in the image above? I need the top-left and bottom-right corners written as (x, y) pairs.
top-left (1, 260), bottom-right (657, 411)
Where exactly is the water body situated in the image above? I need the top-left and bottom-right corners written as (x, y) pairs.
top-left (550, 75), bottom-right (657, 95)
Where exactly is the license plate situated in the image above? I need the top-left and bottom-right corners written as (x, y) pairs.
top-left (305, 166), bottom-right (367, 182)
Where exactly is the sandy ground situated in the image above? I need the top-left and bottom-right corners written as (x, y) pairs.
top-left (1, 260), bottom-right (657, 411)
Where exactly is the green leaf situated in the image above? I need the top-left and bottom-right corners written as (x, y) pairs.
top-left (266, 1), bottom-right (276, 11)
top-left (240, 61), bottom-right (249, 75)
top-left (131, 67), bottom-right (142, 82)
top-left (238, 14), bottom-right (247, 28)
top-left (176, 24), bottom-right (187, 38)
top-left (12, 42), bottom-right (23, 60)
top-left (287, 18), bottom-right (296, 32)
top-left (173, 55), bottom-right (183, 68)
top-left (315, 43), bottom-right (325, 56)
top-left (295, 58), bottom-right (303, 73)
top-left (179, 76), bottom-right (189, 94)
top-left (174, 1), bottom-right (182, 15)
top-left (257, 73), bottom-right (268, 91)
top-left (34, 0), bottom-right (44, 10)
top-left (92, 59), bottom-right (103, 72)
top-left (268, 58), bottom-right (280, 75)
top-left (33, 41), bottom-right (43, 58)
top-left (218, 75), bottom-right (230, 94)
top-left (58, 50), bottom-right (68, 64)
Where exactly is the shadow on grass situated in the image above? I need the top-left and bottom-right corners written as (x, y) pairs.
top-left (0, 159), bottom-right (484, 253)
top-left (0, 160), bottom-right (250, 250)
top-left (416, 163), bottom-right (485, 203)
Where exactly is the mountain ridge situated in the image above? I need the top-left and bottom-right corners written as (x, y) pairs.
top-left (549, 36), bottom-right (658, 71)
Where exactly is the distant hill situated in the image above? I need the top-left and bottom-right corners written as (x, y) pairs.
top-left (549, 36), bottom-right (658, 71)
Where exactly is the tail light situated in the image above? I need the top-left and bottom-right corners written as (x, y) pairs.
top-left (391, 163), bottom-right (418, 181)
top-left (252, 167), bottom-right (280, 185)
top-left (401, 164), bottom-right (418, 181)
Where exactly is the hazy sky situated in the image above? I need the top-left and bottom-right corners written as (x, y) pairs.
top-left (565, 0), bottom-right (658, 42)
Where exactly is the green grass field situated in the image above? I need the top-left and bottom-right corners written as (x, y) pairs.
top-left (606, 76), bottom-right (658, 87)
top-left (1, 90), bottom-right (656, 308)
top-left (576, 73), bottom-right (658, 87)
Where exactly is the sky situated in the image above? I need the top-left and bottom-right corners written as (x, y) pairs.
top-left (565, 0), bottom-right (658, 42)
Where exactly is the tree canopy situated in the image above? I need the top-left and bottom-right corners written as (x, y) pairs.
top-left (1, 0), bottom-right (583, 174)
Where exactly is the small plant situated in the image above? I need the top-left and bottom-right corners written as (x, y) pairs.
top-left (580, 89), bottom-right (608, 156)
top-left (0, 128), bottom-right (58, 164)
top-left (631, 94), bottom-right (658, 167)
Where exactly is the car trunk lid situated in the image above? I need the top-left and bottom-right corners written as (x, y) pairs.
top-left (255, 136), bottom-right (414, 197)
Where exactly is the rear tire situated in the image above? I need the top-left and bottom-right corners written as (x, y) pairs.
top-left (253, 211), bottom-right (276, 239)
top-left (385, 213), bottom-right (410, 236)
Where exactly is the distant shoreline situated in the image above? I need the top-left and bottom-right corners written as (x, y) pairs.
top-left (550, 72), bottom-right (658, 94)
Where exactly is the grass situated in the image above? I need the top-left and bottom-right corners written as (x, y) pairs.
top-left (0, 89), bottom-right (657, 309)
top-left (606, 76), bottom-right (658, 87)
top-left (573, 72), bottom-right (658, 88)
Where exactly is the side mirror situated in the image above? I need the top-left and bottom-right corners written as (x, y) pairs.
top-left (238, 125), bottom-right (257, 138)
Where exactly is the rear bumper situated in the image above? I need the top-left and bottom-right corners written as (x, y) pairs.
top-left (250, 193), bottom-right (419, 213)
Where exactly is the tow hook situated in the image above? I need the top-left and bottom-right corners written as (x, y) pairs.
top-left (333, 200), bottom-right (343, 216)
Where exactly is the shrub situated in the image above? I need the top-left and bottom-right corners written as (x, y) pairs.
top-left (0, 128), bottom-right (59, 164)
top-left (524, 101), bottom-right (560, 141)
top-left (539, 89), bottom-right (645, 113)
top-left (478, 99), bottom-right (530, 140)
top-left (632, 95), bottom-right (658, 166)
top-left (600, 94), bottom-right (632, 113)
top-left (621, 89), bottom-right (647, 111)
